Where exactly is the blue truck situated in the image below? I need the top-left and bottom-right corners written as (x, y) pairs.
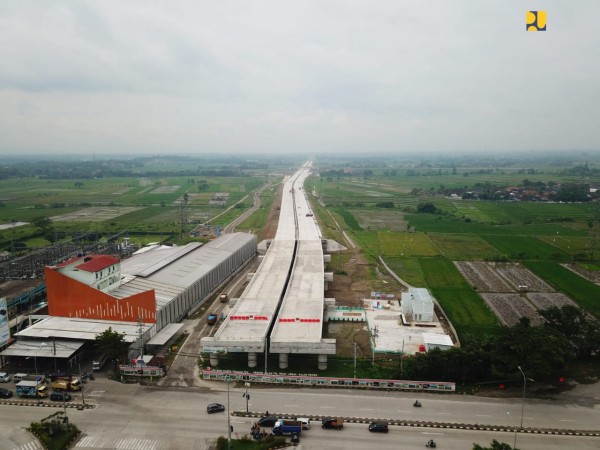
top-left (15, 380), bottom-right (48, 398)
top-left (272, 419), bottom-right (302, 436)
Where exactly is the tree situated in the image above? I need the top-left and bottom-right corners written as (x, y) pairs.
top-left (32, 216), bottom-right (55, 242)
top-left (540, 305), bottom-right (600, 358)
top-left (95, 327), bottom-right (129, 362)
top-left (492, 319), bottom-right (572, 380)
top-left (473, 439), bottom-right (515, 450)
top-left (417, 202), bottom-right (438, 214)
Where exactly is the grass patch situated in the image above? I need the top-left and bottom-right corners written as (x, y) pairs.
top-left (382, 257), bottom-right (427, 287)
top-left (428, 234), bottom-right (500, 260)
top-left (482, 235), bottom-right (570, 261)
top-left (215, 435), bottom-right (287, 450)
top-left (524, 261), bottom-right (600, 318)
top-left (419, 258), bottom-right (499, 339)
top-left (332, 208), bottom-right (362, 231)
top-left (29, 412), bottom-right (80, 450)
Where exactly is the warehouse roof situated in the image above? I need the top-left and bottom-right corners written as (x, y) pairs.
top-left (0, 338), bottom-right (85, 359)
top-left (113, 233), bottom-right (256, 309)
top-left (14, 316), bottom-right (151, 343)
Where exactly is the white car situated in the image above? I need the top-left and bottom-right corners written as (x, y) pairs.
top-left (0, 372), bottom-right (10, 383)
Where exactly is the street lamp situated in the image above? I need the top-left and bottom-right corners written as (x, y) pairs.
top-left (226, 376), bottom-right (231, 450)
top-left (514, 365), bottom-right (534, 450)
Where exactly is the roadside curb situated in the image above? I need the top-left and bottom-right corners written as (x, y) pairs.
top-left (232, 411), bottom-right (600, 437)
top-left (0, 400), bottom-right (95, 409)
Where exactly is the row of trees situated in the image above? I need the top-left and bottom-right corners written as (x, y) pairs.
top-left (401, 305), bottom-right (600, 384)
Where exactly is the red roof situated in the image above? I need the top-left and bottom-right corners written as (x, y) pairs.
top-left (75, 255), bottom-right (119, 273)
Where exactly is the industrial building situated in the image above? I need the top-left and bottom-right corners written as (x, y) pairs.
top-left (1, 232), bottom-right (257, 368)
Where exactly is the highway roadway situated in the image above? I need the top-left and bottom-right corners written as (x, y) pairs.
top-left (0, 376), bottom-right (598, 450)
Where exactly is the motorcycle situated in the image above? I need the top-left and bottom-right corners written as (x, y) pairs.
top-left (426, 440), bottom-right (436, 448)
top-left (414, 400), bottom-right (422, 407)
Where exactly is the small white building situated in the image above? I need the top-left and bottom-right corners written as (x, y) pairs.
top-left (422, 332), bottom-right (454, 351)
top-left (401, 287), bottom-right (435, 322)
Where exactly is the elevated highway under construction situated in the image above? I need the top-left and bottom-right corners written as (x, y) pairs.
top-left (201, 162), bottom-right (335, 370)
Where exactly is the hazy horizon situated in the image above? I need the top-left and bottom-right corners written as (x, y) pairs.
top-left (1, 1), bottom-right (599, 156)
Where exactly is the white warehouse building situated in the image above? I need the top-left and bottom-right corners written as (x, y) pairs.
top-left (401, 287), bottom-right (435, 322)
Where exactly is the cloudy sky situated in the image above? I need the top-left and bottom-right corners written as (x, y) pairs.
top-left (0, 1), bottom-right (598, 156)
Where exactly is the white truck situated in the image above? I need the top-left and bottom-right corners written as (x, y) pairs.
top-left (92, 354), bottom-right (108, 371)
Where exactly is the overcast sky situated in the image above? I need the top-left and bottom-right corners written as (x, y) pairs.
top-left (0, 1), bottom-right (598, 157)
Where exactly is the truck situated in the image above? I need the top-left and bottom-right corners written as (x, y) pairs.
top-left (321, 417), bottom-right (344, 430)
top-left (272, 419), bottom-right (302, 436)
top-left (15, 380), bottom-right (48, 398)
top-left (51, 378), bottom-right (81, 391)
top-left (92, 354), bottom-right (108, 371)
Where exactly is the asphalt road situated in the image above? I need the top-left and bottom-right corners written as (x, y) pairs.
top-left (1, 375), bottom-right (599, 450)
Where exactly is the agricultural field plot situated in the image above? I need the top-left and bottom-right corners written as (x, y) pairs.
top-left (482, 234), bottom-right (571, 260)
top-left (428, 234), bottom-right (499, 260)
top-left (349, 209), bottom-right (408, 232)
top-left (538, 235), bottom-right (591, 255)
top-left (562, 263), bottom-right (600, 284)
top-left (527, 292), bottom-right (577, 310)
top-left (494, 263), bottom-right (555, 292)
top-left (150, 186), bottom-right (180, 194)
top-left (447, 200), bottom-right (504, 223)
top-left (50, 206), bottom-right (144, 222)
top-left (419, 258), bottom-right (499, 336)
top-left (480, 293), bottom-right (543, 326)
top-left (382, 256), bottom-right (427, 287)
top-left (363, 231), bottom-right (440, 257)
top-left (111, 187), bottom-right (135, 195)
top-left (454, 261), bottom-right (514, 292)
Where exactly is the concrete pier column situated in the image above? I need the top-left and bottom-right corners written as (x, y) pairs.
top-left (248, 352), bottom-right (257, 368)
top-left (209, 353), bottom-right (219, 367)
top-left (318, 354), bottom-right (328, 370)
top-left (278, 353), bottom-right (289, 369)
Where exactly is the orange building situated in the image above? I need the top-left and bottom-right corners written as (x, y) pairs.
top-left (45, 254), bottom-right (156, 324)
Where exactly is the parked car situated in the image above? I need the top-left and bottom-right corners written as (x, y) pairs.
top-left (368, 421), bottom-right (389, 433)
top-left (50, 391), bottom-right (72, 402)
top-left (0, 372), bottom-right (10, 383)
top-left (207, 313), bottom-right (218, 325)
top-left (207, 403), bottom-right (225, 414)
top-left (321, 417), bottom-right (344, 430)
top-left (257, 416), bottom-right (278, 427)
top-left (0, 387), bottom-right (13, 398)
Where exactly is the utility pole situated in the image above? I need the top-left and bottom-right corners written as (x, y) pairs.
top-left (400, 340), bottom-right (405, 378)
top-left (353, 341), bottom-right (357, 379)
top-left (371, 326), bottom-right (379, 366)
top-left (243, 382), bottom-right (250, 413)
top-left (79, 363), bottom-right (85, 405)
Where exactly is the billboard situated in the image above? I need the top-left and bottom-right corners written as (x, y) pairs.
top-left (0, 297), bottom-right (9, 347)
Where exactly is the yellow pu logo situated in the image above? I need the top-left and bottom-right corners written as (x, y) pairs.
top-left (527, 11), bottom-right (546, 31)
